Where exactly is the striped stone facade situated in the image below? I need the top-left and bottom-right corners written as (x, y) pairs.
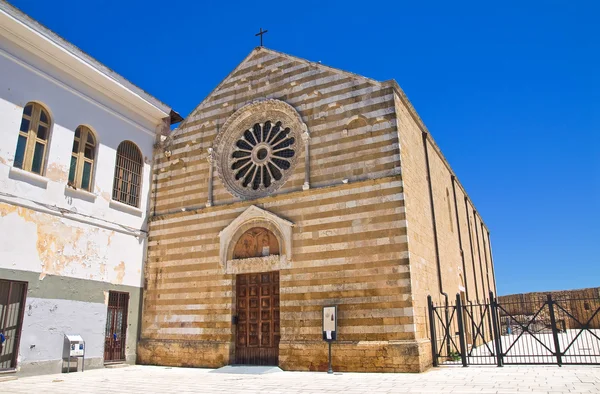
top-left (138, 47), bottom-right (495, 372)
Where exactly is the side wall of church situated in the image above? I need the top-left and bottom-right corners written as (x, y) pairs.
top-left (394, 93), bottom-right (495, 346)
top-left (138, 49), bottom-right (426, 372)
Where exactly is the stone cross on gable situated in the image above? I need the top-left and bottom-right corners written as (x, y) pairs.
top-left (255, 28), bottom-right (268, 47)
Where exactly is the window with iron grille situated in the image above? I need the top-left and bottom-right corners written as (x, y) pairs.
top-left (68, 126), bottom-right (96, 191)
top-left (112, 141), bottom-right (143, 207)
top-left (14, 102), bottom-right (51, 175)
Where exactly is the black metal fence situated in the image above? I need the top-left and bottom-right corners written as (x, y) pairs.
top-left (428, 291), bottom-right (600, 367)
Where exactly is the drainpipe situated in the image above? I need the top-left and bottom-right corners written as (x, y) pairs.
top-left (422, 132), bottom-right (449, 354)
top-left (464, 197), bottom-right (479, 301)
top-left (451, 176), bottom-right (469, 302)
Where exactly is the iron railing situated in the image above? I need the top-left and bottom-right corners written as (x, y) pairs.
top-left (428, 291), bottom-right (600, 367)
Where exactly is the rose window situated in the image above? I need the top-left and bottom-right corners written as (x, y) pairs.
top-left (231, 121), bottom-right (296, 191)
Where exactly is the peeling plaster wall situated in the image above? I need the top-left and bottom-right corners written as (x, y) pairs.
top-left (0, 34), bottom-right (157, 375)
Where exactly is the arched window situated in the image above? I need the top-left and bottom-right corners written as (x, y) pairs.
top-left (68, 126), bottom-right (96, 191)
top-left (112, 141), bottom-right (143, 207)
top-left (14, 102), bottom-right (51, 174)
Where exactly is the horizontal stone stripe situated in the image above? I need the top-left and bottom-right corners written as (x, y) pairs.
top-left (282, 301), bottom-right (412, 313)
top-left (281, 309), bottom-right (412, 321)
top-left (282, 271), bottom-right (410, 288)
top-left (141, 333), bottom-right (231, 342)
top-left (146, 273), bottom-right (229, 285)
top-left (282, 316), bottom-right (414, 328)
top-left (145, 256), bottom-right (220, 269)
top-left (280, 333), bottom-right (415, 342)
top-left (147, 295), bottom-right (232, 306)
top-left (281, 277), bottom-right (410, 295)
top-left (280, 294), bottom-right (411, 307)
top-left (299, 213), bottom-right (406, 235)
top-left (281, 322), bottom-right (413, 335)
top-left (281, 259), bottom-right (409, 278)
top-left (155, 327), bottom-right (230, 336)
top-left (293, 229), bottom-right (408, 250)
top-left (148, 279), bottom-right (232, 291)
top-left (157, 314), bottom-right (232, 323)
top-left (144, 306), bottom-right (232, 315)
top-left (154, 321), bottom-right (230, 329)
top-left (148, 259), bottom-right (221, 274)
top-left (282, 286), bottom-right (411, 301)
top-left (294, 220), bottom-right (406, 243)
top-left (284, 251), bottom-right (410, 271)
top-left (146, 283), bottom-right (230, 295)
top-left (150, 288), bottom-right (231, 300)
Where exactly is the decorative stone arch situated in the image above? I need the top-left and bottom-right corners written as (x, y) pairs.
top-left (219, 205), bottom-right (293, 274)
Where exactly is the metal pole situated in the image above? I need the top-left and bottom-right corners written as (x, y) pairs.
top-left (456, 293), bottom-right (468, 367)
top-left (547, 294), bottom-right (563, 366)
top-left (327, 341), bottom-right (333, 374)
top-left (428, 295), bottom-right (438, 367)
top-left (490, 291), bottom-right (504, 367)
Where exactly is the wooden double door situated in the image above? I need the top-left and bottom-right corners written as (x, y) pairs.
top-left (235, 271), bottom-right (280, 365)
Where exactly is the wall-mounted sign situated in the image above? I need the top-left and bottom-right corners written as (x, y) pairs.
top-left (322, 305), bottom-right (337, 342)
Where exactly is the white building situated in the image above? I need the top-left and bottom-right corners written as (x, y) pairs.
top-left (0, 2), bottom-right (180, 375)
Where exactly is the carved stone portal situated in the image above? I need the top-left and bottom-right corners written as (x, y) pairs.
top-left (219, 205), bottom-right (293, 274)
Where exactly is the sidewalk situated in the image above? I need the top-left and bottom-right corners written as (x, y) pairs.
top-left (1, 364), bottom-right (599, 393)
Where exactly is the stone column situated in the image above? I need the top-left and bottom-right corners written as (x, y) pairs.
top-left (302, 126), bottom-right (310, 191)
top-left (206, 148), bottom-right (214, 207)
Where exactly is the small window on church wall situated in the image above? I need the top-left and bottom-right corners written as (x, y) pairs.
top-left (68, 126), bottom-right (96, 191)
top-left (233, 227), bottom-right (280, 259)
top-left (446, 188), bottom-right (454, 233)
top-left (14, 102), bottom-right (52, 175)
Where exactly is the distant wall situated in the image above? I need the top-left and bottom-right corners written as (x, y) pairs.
top-left (498, 287), bottom-right (600, 330)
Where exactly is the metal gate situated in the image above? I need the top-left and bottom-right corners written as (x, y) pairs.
top-left (428, 291), bottom-right (600, 366)
top-left (104, 291), bottom-right (129, 363)
top-left (0, 280), bottom-right (28, 370)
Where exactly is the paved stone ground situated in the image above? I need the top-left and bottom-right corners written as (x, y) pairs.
top-left (1, 365), bottom-right (599, 393)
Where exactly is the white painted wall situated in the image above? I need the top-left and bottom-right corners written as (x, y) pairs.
top-left (0, 25), bottom-right (165, 374)
top-left (0, 37), bottom-right (156, 285)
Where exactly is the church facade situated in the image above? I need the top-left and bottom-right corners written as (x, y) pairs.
top-left (138, 47), bottom-right (497, 372)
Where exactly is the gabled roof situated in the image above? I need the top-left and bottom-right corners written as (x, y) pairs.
top-left (0, 1), bottom-right (182, 125)
top-left (174, 46), bottom-right (387, 132)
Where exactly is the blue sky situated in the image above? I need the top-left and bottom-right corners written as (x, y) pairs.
top-left (10, 0), bottom-right (599, 295)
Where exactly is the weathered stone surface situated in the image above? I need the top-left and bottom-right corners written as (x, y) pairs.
top-left (139, 47), bottom-right (495, 372)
